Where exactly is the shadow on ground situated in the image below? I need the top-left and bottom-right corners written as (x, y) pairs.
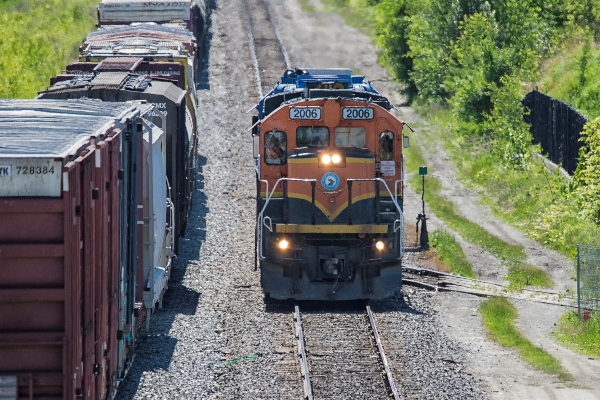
top-left (115, 155), bottom-right (208, 400)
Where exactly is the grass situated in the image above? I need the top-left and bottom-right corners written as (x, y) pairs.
top-left (319, 0), bottom-right (376, 37)
top-left (479, 297), bottom-right (574, 381)
top-left (297, 0), bottom-right (317, 13)
top-left (554, 310), bottom-right (600, 358)
top-left (429, 229), bottom-right (475, 277)
top-left (505, 263), bottom-right (554, 291)
top-left (408, 171), bottom-right (527, 263)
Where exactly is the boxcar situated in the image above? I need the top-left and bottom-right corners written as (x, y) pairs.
top-left (97, 0), bottom-right (209, 50)
top-left (0, 99), bottom-right (168, 399)
top-left (78, 26), bottom-right (197, 95)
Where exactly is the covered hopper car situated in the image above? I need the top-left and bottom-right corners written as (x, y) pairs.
top-left (253, 69), bottom-right (407, 301)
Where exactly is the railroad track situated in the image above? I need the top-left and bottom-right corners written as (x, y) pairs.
top-left (243, 0), bottom-right (291, 99)
top-left (294, 305), bottom-right (401, 400)
top-left (402, 264), bottom-right (575, 307)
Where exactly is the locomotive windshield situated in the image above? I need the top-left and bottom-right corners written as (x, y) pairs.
top-left (296, 126), bottom-right (329, 147)
top-left (334, 127), bottom-right (366, 148)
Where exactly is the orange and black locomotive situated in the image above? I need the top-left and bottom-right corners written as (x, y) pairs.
top-left (253, 69), bottom-right (407, 300)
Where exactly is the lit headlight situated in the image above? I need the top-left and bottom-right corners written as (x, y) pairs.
top-left (375, 240), bottom-right (385, 251)
top-left (331, 154), bottom-right (342, 164)
top-left (278, 239), bottom-right (289, 250)
top-left (321, 154), bottom-right (331, 165)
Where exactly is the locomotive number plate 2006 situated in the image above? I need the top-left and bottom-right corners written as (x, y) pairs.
top-left (342, 107), bottom-right (374, 120)
top-left (289, 107), bottom-right (322, 120)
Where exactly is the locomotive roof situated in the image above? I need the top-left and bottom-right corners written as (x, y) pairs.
top-left (0, 99), bottom-right (138, 157)
top-left (257, 69), bottom-right (392, 119)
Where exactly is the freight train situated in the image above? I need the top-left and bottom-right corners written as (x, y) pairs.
top-left (0, 1), bottom-right (208, 398)
top-left (253, 68), bottom-right (407, 300)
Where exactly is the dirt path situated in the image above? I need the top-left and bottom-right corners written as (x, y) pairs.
top-left (267, 0), bottom-right (600, 398)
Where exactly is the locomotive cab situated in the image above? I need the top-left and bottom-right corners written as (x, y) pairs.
top-left (254, 69), bottom-right (406, 301)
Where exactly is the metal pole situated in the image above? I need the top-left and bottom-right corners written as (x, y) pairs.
top-left (577, 245), bottom-right (581, 320)
top-left (420, 175), bottom-right (429, 248)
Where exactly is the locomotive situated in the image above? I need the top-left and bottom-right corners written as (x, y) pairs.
top-left (253, 68), bottom-right (407, 300)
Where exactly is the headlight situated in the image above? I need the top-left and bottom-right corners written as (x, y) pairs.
top-left (278, 239), bottom-right (289, 250)
top-left (375, 240), bottom-right (385, 251)
top-left (331, 154), bottom-right (341, 164)
top-left (321, 154), bottom-right (331, 165)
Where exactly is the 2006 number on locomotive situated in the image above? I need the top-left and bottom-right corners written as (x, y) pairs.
top-left (289, 107), bottom-right (321, 120)
top-left (342, 107), bottom-right (374, 120)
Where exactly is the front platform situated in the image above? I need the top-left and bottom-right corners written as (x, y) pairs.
top-left (260, 260), bottom-right (402, 301)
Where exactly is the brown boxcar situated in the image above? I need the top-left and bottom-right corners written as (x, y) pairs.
top-left (0, 99), bottom-right (146, 399)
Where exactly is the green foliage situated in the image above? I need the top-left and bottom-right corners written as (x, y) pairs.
top-left (430, 229), bottom-right (475, 277)
top-left (571, 118), bottom-right (600, 224)
top-left (425, 105), bottom-right (600, 257)
top-left (0, 0), bottom-right (98, 98)
top-left (484, 76), bottom-right (536, 169)
top-left (554, 310), bottom-right (600, 357)
top-left (447, 11), bottom-right (497, 124)
top-left (372, 0), bottom-right (416, 98)
top-left (479, 297), bottom-right (573, 381)
top-left (505, 263), bottom-right (553, 291)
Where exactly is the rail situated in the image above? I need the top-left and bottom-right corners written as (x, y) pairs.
top-left (366, 305), bottom-right (401, 400)
top-left (294, 306), bottom-right (313, 400)
top-left (294, 305), bottom-right (401, 399)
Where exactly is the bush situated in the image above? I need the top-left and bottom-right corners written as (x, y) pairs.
top-left (0, 0), bottom-right (98, 98)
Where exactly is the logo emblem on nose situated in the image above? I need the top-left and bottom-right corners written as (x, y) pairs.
top-left (321, 172), bottom-right (340, 191)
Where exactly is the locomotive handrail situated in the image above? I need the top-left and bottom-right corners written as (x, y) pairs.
top-left (348, 177), bottom-right (404, 257)
top-left (393, 219), bottom-right (402, 233)
top-left (256, 177), bottom-right (317, 261)
top-left (263, 216), bottom-right (273, 233)
top-left (347, 178), bottom-right (403, 215)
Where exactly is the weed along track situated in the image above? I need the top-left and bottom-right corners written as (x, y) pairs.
top-left (294, 304), bottom-right (401, 400)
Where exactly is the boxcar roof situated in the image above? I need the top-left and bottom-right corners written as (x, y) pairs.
top-left (0, 99), bottom-right (137, 157)
top-left (90, 24), bottom-right (195, 40)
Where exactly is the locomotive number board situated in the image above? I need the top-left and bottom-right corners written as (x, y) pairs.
top-left (289, 107), bottom-right (322, 120)
top-left (342, 107), bottom-right (374, 120)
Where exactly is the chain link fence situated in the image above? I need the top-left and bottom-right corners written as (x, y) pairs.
top-left (577, 245), bottom-right (600, 319)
